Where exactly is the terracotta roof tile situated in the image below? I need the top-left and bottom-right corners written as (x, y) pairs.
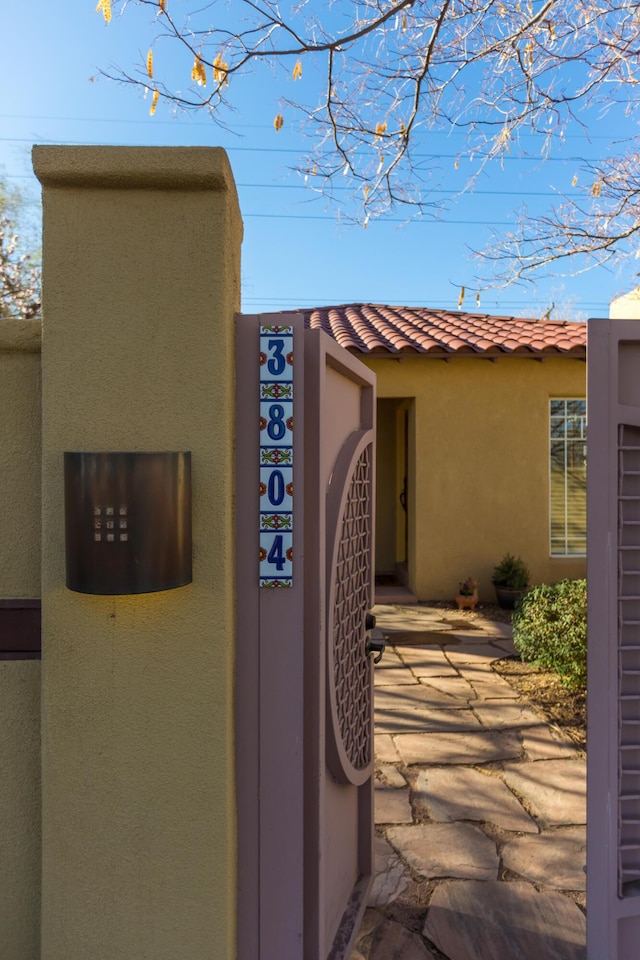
top-left (302, 304), bottom-right (586, 357)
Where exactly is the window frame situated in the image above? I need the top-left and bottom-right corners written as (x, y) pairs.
top-left (549, 397), bottom-right (587, 558)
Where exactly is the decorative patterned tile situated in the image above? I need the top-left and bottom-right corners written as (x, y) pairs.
top-left (259, 531), bottom-right (293, 580)
top-left (260, 512), bottom-right (293, 532)
top-left (260, 323), bottom-right (293, 335)
top-left (259, 333), bottom-right (293, 382)
top-left (260, 446), bottom-right (293, 466)
top-left (259, 324), bottom-right (295, 588)
top-left (260, 466), bottom-right (293, 512)
top-left (260, 381), bottom-right (293, 401)
top-left (259, 400), bottom-right (293, 447)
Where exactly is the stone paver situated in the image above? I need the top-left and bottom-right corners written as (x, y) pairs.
top-left (414, 767), bottom-right (537, 832)
top-left (356, 605), bottom-right (586, 960)
top-left (387, 823), bottom-right (499, 881)
top-left (374, 734), bottom-right (400, 762)
top-left (521, 724), bottom-right (579, 761)
top-left (372, 605), bottom-right (444, 631)
top-left (352, 910), bottom-right (436, 960)
top-left (483, 621), bottom-right (514, 641)
top-left (492, 637), bottom-right (517, 655)
top-left (438, 617), bottom-right (483, 631)
top-left (419, 676), bottom-right (475, 700)
top-left (395, 649), bottom-right (459, 678)
top-left (471, 700), bottom-right (545, 729)
top-left (423, 880), bottom-right (586, 960)
top-left (368, 838), bottom-right (411, 907)
top-left (502, 826), bottom-right (587, 890)
top-left (377, 644), bottom-right (406, 663)
top-left (503, 759), bottom-right (587, 825)
top-left (374, 683), bottom-right (465, 711)
top-left (375, 707), bottom-right (480, 734)
top-left (386, 630), bottom-right (456, 646)
top-left (374, 666), bottom-right (419, 686)
top-left (395, 729), bottom-right (522, 765)
top-left (444, 643), bottom-right (507, 664)
top-left (468, 674), bottom-right (518, 699)
top-left (374, 786), bottom-right (413, 824)
top-left (454, 661), bottom-right (500, 682)
top-left (376, 763), bottom-right (406, 788)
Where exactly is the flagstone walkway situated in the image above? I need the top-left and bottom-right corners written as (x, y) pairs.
top-left (350, 604), bottom-right (587, 960)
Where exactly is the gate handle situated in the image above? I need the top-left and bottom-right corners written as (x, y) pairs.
top-left (366, 637), bottom-right (385, 664)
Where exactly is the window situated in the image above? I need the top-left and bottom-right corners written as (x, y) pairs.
top-left (550, 399), bottom-right (587, 557)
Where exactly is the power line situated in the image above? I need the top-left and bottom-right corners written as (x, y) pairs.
top-left (242, 296), bottom-right (604, 311)
top-left (0, 112), bottom-right (626, 141)
top-left (0, 172), bottom-right (586, 201)
top-left (0, 134), bottom-right (618, 164)
top-left (243, 213), bottom-right (514, 225)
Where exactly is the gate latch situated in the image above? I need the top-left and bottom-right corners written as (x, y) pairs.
top-left (366, 637), bottom-right (385, 664)
top-left (365, 613), bottom-right (385, 663)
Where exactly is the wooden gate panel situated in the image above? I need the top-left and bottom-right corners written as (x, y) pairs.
top-left (236, 318), bottom-right (376, 960)
top-left (588, 318), bottom-right (640, 958)
top-left (305, 330), bottom-right (375, 960)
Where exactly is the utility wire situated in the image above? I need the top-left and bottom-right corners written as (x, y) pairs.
top-left (0, 112), bottom-right (626, 141)
top-left (0, 134), bottom-right (617, 164)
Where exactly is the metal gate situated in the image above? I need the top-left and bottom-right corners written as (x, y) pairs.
top-left (236, 314), bottom-right (376, 960)
top-left (588, 318), bottom-right (640, 957)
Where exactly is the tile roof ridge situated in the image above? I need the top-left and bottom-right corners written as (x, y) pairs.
top-left (303, 303), bottom-right (584, 324)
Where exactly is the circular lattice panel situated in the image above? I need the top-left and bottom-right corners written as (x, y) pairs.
top-left (329, 444), bottom-right (372, 781)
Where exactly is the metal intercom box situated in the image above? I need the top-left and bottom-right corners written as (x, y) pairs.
top-left (64, 452), bottom-right (192, 595)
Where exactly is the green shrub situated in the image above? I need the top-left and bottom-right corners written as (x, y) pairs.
top-left (512, 579), bottom-right (587, 690)
top-left (491, 553), bottom-right (530, 588)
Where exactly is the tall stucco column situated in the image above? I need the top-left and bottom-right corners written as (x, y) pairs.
top-left (33, 147), bottom-right (242, 960)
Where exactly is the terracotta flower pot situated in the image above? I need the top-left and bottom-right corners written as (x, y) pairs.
top-left (455, 579), bottom-right (479, 610)
top-left (455, 594), bottom-right (478, 610)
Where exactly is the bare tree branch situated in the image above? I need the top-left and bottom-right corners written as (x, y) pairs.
top-left (100, 0), bottom-right (640, 280)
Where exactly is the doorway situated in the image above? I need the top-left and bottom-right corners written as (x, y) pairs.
top-left (374, 398), bottom-right (415, 603)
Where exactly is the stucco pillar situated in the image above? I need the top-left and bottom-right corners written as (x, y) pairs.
top-left (0, 320), bottom-right (42, 960)
top-left (33, 146), bottom-right (242, 960)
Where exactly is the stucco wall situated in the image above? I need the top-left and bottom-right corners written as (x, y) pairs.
top-left (34, 146), bottom-right (242, 960)
top-left (0, 319), bottom-right (42, 960)
top-left (0, 662), bottom-right (41, 960)
top-left (0, 319), bottom-right (41, 596)
top-left (366, 355), bottom-right (587, 600)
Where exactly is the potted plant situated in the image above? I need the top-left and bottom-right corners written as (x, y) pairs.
top-left (455, 577), bottom-right (479, 610)
top-left (491, 554), bottom-right (530, 610)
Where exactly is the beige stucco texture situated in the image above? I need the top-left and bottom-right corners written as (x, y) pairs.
top-left (33, 146), bottom-right (242, 960)
top-left (369, 355), bottom-right (586, 600)
top-left (0, 661), bottom-right (41, 960)
top-left (0, 320), bottom-right (42, 960)
top-left (0, 319), bottom-right (41, 596)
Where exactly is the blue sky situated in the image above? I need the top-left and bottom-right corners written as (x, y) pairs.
top-left (2, 1), bottom-right (637, 319)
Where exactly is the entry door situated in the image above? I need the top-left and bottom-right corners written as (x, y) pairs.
top-left (236, 316), bottom-right (376, 960)
top-left (588, 319), bottom-right (640, 958)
